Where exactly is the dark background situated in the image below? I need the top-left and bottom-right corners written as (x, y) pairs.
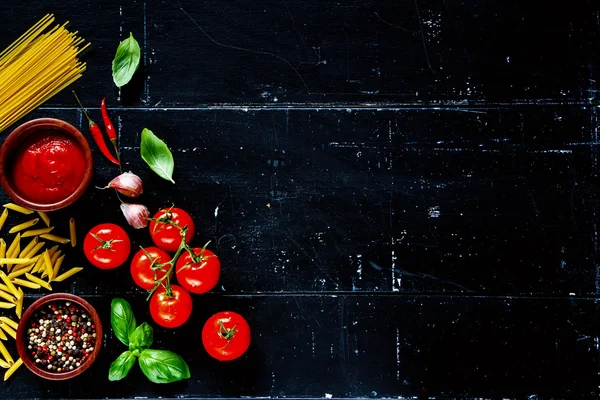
top-left (1, 0), bottom-right (600, 398)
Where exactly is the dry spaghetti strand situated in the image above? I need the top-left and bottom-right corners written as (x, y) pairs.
top-left (0, 15), bottom-right (88, 133)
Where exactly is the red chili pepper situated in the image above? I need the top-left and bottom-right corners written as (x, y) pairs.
top-left (101, 98), bottom-right (122, 168)
top-left (73, 91), bottom-right (120, 166)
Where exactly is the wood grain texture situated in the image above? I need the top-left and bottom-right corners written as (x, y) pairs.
top-left (0, 0), bottom-right (598, 398)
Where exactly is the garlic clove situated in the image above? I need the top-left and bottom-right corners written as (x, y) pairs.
top-left (120, 203), bottom-right (150, 229)
top-left (108, 172), bottom-right (143, 198)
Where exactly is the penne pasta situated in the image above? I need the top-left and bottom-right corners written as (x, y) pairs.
top-left (18, 236), bottom-right (37, 258)
top-left (39, 233), bottom-right (70, 244)
top-left (0, 358), bottom-right (9, 369)
top-left (0, 258), bottom-right (32, 265)
top-left (0, 290), bottom-right (15, 303)
top-left (11, 278), bottom-right (40, 290)
top-left (0, 209), bottom-right (7, 232)
top-left (0, 328), bottom-right (6, 341)
top-left (0, 317), bottom-right (18, 330)
top-left (31, 255), bottom-right (44, 274)
top-left (0, 238), bottom-right (5, 260)
top-left (15, 288), bottom-right (23, 318)
top-left (3, 357), bottom-right (21, 381)
top-left (3, 203), bottom-right (33, 215)
top-left (0, 302), bottom-right (15, 309)
top-left (69, 217), bottom-right (76, 247)
top-left (0, 341), bottom-right (12, 364)
top-left (52, 254), bottom-right (65, 279)
top-left (9, 218), bottom-right (39, 234)
top-left (21, 226), bottom-right (53, 238)
top-left (53, 267), bottom-right (83, 282)
top-left (24, 273), bottom-right (51, 290)
top-left (0, 323), bottom-right (15, 340)
top-left (24, 241), bottom-right (44, 259)
top-left (43, 250), bottom-right (53, 280)
top-left (0, 272), bottom-right (19, 299)
top-left (38, 211), bottom-right (50, 227)
top-left (47, 245), bottom-right (59, 258)
top-left (50, 250), bottom-right (61, 265)
top-left (7, 266), bottom-right (30, 280)
top-left (0, 284), bottom-right (9, 293)
top-left (5, 233), bottom-right (20, 258)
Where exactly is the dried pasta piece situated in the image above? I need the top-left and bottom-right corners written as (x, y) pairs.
top-left (38, 211), bottom-right (50, 227)
top-left (18, 236), bottom-right (37, 258)
top-left (24, 273), bottom-right (51, 290)
top-left (0, 358), bottom-right (9, 369)
top-left (0, 341), bottom-right (12, 364)
top-left (0, 317), bottom-right (17, 330)
top-left (3, 357), bottom-right (22, 381)
top-left (0, 258), bottom-right (32, 266)
top-left (0, 302), bottom-right (15, 309)
top-left (15, 288), bottom-right (23, 318)
top-left (69, 217), bottom-right (77, 247)
top-left (0, 239), bottom-right (5, 260)
top-left (0, 209), bottom-right (7, 232)
top-left (24, 241), bottom-right (44, 259)
top-left (0, 272), bottom-right (19, 298)
top-left (0, 322), bottom-right (15, 339)
top-left (9, 218), bottom-right (39, 234)
top-left (11, 278), bottom-right (40, 290)
top-left (31, 256), bottom-right (45, 274)
top-left (43, 250), bottom-right (53, 280)
top-left (5, 234), bottom-right (20, 259)
top-left (0, 290), bottom-right (15, 303)
top-left (0, 328), bottom-right (6, 341)
top-left (21, 226), bottom-right (53, 238)
top-left (3, 203), bottom-right (33, 215)
top-left (52, 254), bottom-right (65, 279)
top-left (7, 266), bottom-right (30, 280)
top-left (53, 267), bottom-right (83, 282)
top-left (50, 250), bottom-right (61, 265)
top-left (0, 284), bottom-right (9, 293)
top-left (39, 233), bottom-right (70, 244)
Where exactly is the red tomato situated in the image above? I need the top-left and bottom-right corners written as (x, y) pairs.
top-left (130, 247), bottom-right (172, 290)
top-left (175, 248), bottom-right (220, 294)
top-left (149, 208), bottom-right (195, 252)
top-left (202, 311), bottom-right (251, 361)
top-left (149, 285), bottom-right (193, 328)
top-left (83, 223), bottom-right (130, 269)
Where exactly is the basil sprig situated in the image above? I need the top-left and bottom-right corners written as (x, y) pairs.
top-left (112, 32), bottom-right (141, 87)
top-left (108, 298), bottom-right (190, 383)
top-left (140, 128), bottom-right (175, 184)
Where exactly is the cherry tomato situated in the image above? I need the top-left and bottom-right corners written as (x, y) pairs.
top-left (149, 208), bottom-right (195, 252)
top-left (83, 223), bottom-right (130, 269)
top-left (175, 248), bottom-right (220, 294)
top-left (130, 247), bottom-right (172, 290)
top-left (149, 284), bottom-right (193, 328)
top-left (202, 311), bottom-right (251, 361)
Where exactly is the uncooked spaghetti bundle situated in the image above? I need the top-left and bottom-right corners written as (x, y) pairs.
top-left (0, 14), bottom-right (88, 133)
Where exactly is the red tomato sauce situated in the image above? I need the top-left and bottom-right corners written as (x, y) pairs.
top-left (12, 132), bottom-right (86, 204)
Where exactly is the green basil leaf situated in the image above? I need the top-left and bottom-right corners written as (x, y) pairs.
top-left (108, 351), bottom-right (136, 381)
top-left (140, 128), bottom-right (175, 184)
top-left (139, 349), bottom-right (190, 384)
top-left (112, 32), bottom-right (141, 87)
top-left (129, 322), bottom-right (154, 351)
top-left (111, 298), bottom-right (137, 346)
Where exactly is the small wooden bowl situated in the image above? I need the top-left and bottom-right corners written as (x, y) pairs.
top-left (0, 118), bottom-right (93, 211)
top-left (16, 293), bottom-right (103, 381)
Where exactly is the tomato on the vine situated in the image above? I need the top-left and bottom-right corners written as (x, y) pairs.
top-left (149, 208), bottom-right (195, 252)
top-left (175, 248), bottom-right (220, 294)
top-left (83, 223), bottom-right (130, 269)
top-left (149, 284), bottom-right (193, 328)
top-left (130, 247), bottom-right (172, 290)
top-left (202, 311), bottom-right (251, 361)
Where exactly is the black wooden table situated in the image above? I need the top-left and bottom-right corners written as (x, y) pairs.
top-left (2, 0), bottom-right (600, 398)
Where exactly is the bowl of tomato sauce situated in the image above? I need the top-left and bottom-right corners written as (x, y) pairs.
top-left (0, 118), bottom-right (93, 211)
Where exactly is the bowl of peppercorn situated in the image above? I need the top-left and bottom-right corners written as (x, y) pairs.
top-left (16, 293), bottom-right (102, 380)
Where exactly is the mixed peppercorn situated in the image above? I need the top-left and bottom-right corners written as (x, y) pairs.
top-left (25, 301), bottom-right (96, 372)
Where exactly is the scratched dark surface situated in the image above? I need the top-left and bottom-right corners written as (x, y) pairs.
top-left (1, 0), bottom-right (600, 399)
